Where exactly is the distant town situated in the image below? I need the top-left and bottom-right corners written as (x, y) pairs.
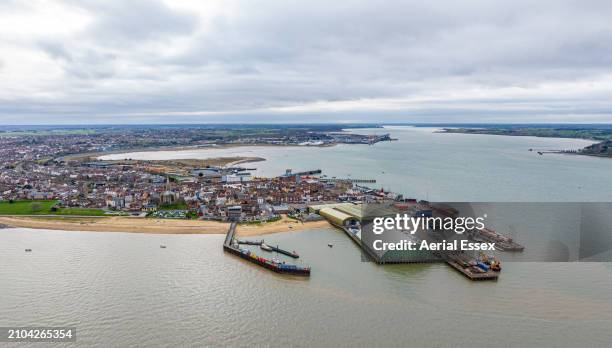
top-left (0, 125), bottom-right (395, 221)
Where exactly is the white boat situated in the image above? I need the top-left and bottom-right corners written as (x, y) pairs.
top-left (260, 243), bottom-right (273, 251)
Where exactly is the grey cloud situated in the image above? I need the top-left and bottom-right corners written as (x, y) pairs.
top-left (66, 0), bottom-right (198, 44)
top-left (38, 40), bottom-right (74, 62)
top-left (1, 0), bottom-right (612, 123)
top-left (38, 40), bottom-right (117, 79)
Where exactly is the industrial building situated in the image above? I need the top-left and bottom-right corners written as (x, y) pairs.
top-left (308, 202), bottom-right (439, 263)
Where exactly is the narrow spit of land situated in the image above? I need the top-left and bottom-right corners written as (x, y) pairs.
top-left (64, 154), bottom-right (266, 168)
top-left (61, 142), bottom-right (339, 163)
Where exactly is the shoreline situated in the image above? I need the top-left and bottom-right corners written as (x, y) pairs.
top-left (436, 128), bottom-right (601, 143)
top-left (0, 215), bottom-right (331, 236)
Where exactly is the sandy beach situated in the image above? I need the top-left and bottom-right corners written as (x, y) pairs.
top-left (0, 215), bottom-right (330, 236)
top-left (235, 216), bottom-right (331, 237)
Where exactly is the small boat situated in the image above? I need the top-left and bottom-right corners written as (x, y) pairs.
top-left (160, 245), bottom-right (167, 249)
top-left (260, 243), bottom-right (273, 251)
top-left (25, 249), bottom-right (32, 252)
top-left (328, 243), bottom-right (333, 248)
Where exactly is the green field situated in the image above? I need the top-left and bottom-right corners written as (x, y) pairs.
top-left (0, 200), bottom-right (106, 216)
top-left (0, 200), bottom-right (57, 215)
top-left (55, 208), bottom-right (106, 216)
top-left (158, 202), bottom-right (188, 210)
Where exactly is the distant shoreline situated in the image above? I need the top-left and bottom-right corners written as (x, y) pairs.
top-left (437, 127), bottom-right (604, 142)
top-left (55, 126), bottom-right (379, 162)
top-left (438, 127), bottom-right (611, 158)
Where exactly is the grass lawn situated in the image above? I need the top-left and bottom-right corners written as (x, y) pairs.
top-left (55, 208), bottom-right (106, 216)
top-left (158, 202), bottom-right (188, 210)
top-left (0, 200), bottom-right (57, 215)
top-left (0, 200), bottom-right (106, 216)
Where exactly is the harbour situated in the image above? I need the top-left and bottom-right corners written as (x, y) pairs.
top-left (306, 201), bottom-right (526, 281)
top-left (223, 222), bottom-right (311, 276)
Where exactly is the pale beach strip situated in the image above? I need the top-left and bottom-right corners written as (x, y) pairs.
top-left (0, 215), bottom-right (330, 236)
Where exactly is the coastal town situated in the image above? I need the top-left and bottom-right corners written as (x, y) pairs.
top-left (0, 125), bottom-right (525, 281)
top-left (0, 126), bottom-right (394, 221)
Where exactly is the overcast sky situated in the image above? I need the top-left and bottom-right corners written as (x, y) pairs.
top-left (1, 0), bottom-right (612, 124)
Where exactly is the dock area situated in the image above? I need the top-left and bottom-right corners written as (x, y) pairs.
top-left (223, 222), bottom-right (310, 276)
top-left (340, 224), bottom-right (498, 280)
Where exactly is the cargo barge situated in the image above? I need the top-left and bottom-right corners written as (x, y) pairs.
top-left (469, 228), bottom-right (524, 252)
top-left (223, 223), bottom-right (311, 276)
top-left (267, 245), bottom-right (300, 258)
top-left (438, 251), bottom-right (500, 280)
top-left (237, 239), bottom-right (263, 245)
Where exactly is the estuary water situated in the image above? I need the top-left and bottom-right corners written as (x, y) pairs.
top-left (3, 127), bottom-right (612, 347)
top-left (1, 228), bottom-right (612, 347)
top-left (101, 126), bottom-right (612, 201)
